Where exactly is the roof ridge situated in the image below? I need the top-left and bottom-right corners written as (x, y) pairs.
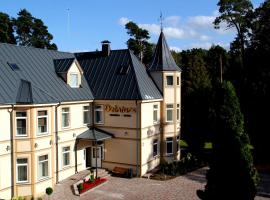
top-left (0, 42), bottom-right (73, 55)
top-left (127, 50), bottom-right (143, 99)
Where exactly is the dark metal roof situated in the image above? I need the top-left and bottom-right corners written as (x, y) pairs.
top-left (54, 58), bottom-right (75, 73)
top-left (148, 31), bottom-right (181, 72)
top-left (0, 43), bottom-right (94, 104)
top-left (16, 79), bottom-right (33, 103)
top-left (76, 127), bottom-right (113, 141)
top-left (75, 49), bottom-right (162, 100)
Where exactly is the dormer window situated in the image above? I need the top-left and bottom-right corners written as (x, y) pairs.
top-left (70, 73), bottom-right (79, 88)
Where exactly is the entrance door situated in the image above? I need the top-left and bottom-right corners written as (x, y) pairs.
top-left (85, 147), bottom-right (91, 168)
top-left (91, 147), bottom-right (102, 167)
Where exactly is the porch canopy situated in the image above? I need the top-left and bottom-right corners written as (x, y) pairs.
top-left (75, 127), bottom-right (113, 177)
top-left (76, 127), bottom-right (113, 141)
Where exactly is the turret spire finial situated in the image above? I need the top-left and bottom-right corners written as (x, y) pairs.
top-left (159, 12), bottom-right (164, 32)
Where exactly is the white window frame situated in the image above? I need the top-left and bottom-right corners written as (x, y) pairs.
top-left (83, 106), bottom-right (91, 125)
top-left (38, 154), bottom-right (49, 180)
top-left (70, 73), bottom-right (79, 88)
top-left (16, 111), bottom-right (27, 137)
top-left (177, 104), bottom-right (180, 121)
top-left (16, 158), bottom-right (28, 183)
top-left (37, 110), bottom-right (48, 135)
top-left (166, 137), bottom-right (173, 155)
top-left (153, 104), bottom-right (159, 123)
top-left (166, 104), bottom-right (174, 122)
top-left (62, 146), bottom-right (71, 168)
top-left (166, 75), bottom-right (174, 86)
top-left (94, 105), bottom-right (104, 124)
top-left (153, 139), bottom-right (159, 157)
top-left (61, 107), bottom-right (70, 128)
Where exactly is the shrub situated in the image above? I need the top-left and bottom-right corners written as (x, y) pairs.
top-left (45, 187), bottom-right (53, 195)
top-left (77, 183), bottom-right (84, 191)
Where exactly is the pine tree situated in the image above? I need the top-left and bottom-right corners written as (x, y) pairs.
top-left (197, 81), bottom-right (258, 200)
top-left (0, 12), bottom-right (16, 44)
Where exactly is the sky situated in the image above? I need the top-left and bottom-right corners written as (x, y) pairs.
top-left (1, 0), bottom-right (265, 52)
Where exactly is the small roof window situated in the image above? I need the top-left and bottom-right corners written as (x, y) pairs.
top-left (7, 62), bottom-right (20, 71)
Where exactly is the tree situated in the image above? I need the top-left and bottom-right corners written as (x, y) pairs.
top-left (125, 21), bottom-right (153, 65)
top-left (197, 81), bottom-right (258, 200)
top-left (14, 9), bottom-right (57, 49)
top-left (0, 12), bottom-right (16, 44)
top-left (214, 0), bottom-right (253, 66)
top-left (180, 49), bottom-right (213, 158)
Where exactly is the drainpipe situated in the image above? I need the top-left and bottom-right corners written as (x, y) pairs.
top-left (136, 100), bottom-right (139, 177)
top-left (55, 102), bottom-right (61, 184)
top-left (8, 105), bottom-right (15, 198)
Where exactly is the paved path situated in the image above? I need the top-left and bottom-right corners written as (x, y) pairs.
top-left (45, 168), bottom-right (269, 200)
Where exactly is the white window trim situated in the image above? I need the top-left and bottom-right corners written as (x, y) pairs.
top-left (83, 105), bottom-right (91, 125)
top-left (153, 139), bottom-right (159, 157)
top-left (94, 105), bottom-right (104, 124)
top-left (177, 76), bottom-right (180, 86)
top-left (166, 75), bottom-right (174, 86)
top-left (16, 111), bottom-right (27, 137)
top-left (37, 110), bottom-right (49, 136)
top-left (38, 154), bottom-right (49, 180)
top-left (16, 158), bottom-right (28, 183)
top-left (166, 138), bottom-right (173, 155)
top-left (61, 107), bottom-right (70, 129)
top-left (177, 104), bottom-right (180, 122)
top-left (62, 146), bottom-right (71, 168)
top-left (166, 104), bottom-right (174, 123)
top-left (70, 73), bottom-right (79, 88)
top-left (153, 104), bottom-right (159, 124)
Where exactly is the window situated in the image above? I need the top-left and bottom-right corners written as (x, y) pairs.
top-left (70, 73), bottom-right (79, 88)
top-left (62, 108), bottom-right (70, 128)
top-left (166, 137), bottom-right (173, 155)
top-left (166, 104), bottom-right (173, 122)
top-left (94, 105), bottom-right (103, 124)
top-left (37, 110), bottom-right (48, 135)
top-left (17, 158), bottom-right (28, 183)
top-left (38, 155), bottom-right (48, 179)
top-left (62, 146), bottom-right (70, 167)
top-left (177, 135), bottom-right (180, 152)
top-left (153, 105), bottom-right (158, 123)
top-left (166, 75), bottom-right (173, 86)
top-left (153, 139), bottom-right (158, 157)
top-left (16, 111), bottom-right (27, 136)
top-left (177, 104), bottom-right (180, 121)
top-left (83, 106), bottom-right (91, 124)
top-left (177, 76), bottom-right (180, 85)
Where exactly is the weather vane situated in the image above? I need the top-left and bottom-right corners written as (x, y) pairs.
top-left (159, 12), bottom-right (164, 31)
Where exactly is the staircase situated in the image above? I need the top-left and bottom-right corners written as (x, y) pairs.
top-left (93, 168), bottom-right (110, 178)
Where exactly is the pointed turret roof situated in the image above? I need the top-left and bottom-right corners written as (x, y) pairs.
top-left (148, 31), bottom-right (181, 72)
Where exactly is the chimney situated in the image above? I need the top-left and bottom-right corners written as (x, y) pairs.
top-left (101, 40), bottom-right (111, 56)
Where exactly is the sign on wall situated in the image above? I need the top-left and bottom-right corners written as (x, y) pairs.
top-left (105, 105), bottom-right (136, 113)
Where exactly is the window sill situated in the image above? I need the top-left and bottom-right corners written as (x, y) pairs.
top-left (38, 176), bottom-right (51, 183)
top-left (36, 133), bottom-right (50, 137)
top-left (16, 181), bottom-right (29, 184)
top-left (62, 126), bottom-right (71, 130)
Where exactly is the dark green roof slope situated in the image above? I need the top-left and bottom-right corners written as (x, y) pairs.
top-left (76, 50), bottom-right (162, 100)
top-left (148, 31), bottom-right (181, 72)
top-left (0, 43), bottom-right (94, 104)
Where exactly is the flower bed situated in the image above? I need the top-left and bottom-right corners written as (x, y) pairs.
top-left (79, 178), bottom-right (107, 194)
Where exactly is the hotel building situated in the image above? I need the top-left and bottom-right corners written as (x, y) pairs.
top-left (0, 31), bottom-right (181, 199)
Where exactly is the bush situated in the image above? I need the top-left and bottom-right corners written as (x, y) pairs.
top-left (12, 197), bottom-right (25, 200)
top-left (77, 183), bottom-right (84, 191)
top-left (45, 187), bottom-right (53, 195)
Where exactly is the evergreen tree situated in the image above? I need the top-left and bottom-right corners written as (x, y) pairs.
top-left (0, 12), bottom-right (16, 44)
top-left (14, 9), bottom-right (57, 49)
top-left (125, 21), bottom-right (153, 65)
top-left (197, 81), bottom-right (258, 200)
